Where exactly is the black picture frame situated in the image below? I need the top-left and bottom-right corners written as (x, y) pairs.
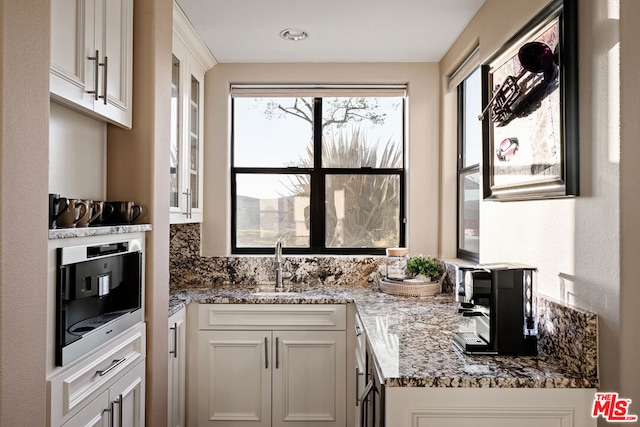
top-left (481, 0), bottom-right (578, 200)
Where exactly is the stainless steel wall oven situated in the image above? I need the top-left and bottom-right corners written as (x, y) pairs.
top-left (55, 238), bottom-right (143, 366)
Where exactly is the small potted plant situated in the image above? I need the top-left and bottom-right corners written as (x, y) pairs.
top-left (406, 254), bottom-right (442, 282)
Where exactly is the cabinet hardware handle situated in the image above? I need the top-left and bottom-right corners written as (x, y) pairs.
top-left (360, 380), bottom-right (374, 427)
top-left (182, 189), bottom-right (191, 218)
top-left (109, 396), bottom-right (118, 427)
top-left (87, 50), bottom-right (99, 101)
top-left (110, 395), bottom-right (122, 427)
top-left (96, 357), bottom-right (126, 377)
top-left (275, 337), bottom-right (279, 369)
top-left (170, 322), bottom-right (178, 358)
top-left (355, 367), bottom-right (364, 406)
top-left (99, 55), bottom-right (108, 105)
top-left (264, 337), bottom-right (268, 369)
top-left (118, 394), bottom-right (123, 427)
top-left (354, 324), bottom-right (362, 337)
top-left (104, 406), bottom-right (111, 427)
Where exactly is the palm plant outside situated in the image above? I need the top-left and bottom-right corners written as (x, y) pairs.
top-left (276, 97), bottom-right (403, 248)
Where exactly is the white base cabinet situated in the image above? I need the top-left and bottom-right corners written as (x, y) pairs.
top-left (194, 304), bottom-right (347, 427)
top-left (168, 308), bottom-right (187, 427)
top-left (105, 360), bottom-right (146, 427)
top-left (48, 323), bottom-right (146, 427)
top-left (198, 330), bottom-right (272, 427)
top-left (385, 387), bottom-right (597, 427)
top-left (272, 330), bottom-right (346, 426)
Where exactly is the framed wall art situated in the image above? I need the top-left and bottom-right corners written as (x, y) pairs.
top-left (481, 0), bottom-right (579, 200)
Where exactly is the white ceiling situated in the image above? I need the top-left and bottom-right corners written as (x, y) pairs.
top-left (176, 0), bottom-right (485, 63)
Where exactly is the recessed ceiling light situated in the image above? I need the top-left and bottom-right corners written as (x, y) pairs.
top-left (279, 28), bottom-right (309, 41)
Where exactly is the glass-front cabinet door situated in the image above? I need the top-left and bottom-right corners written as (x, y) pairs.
top-left (170, 10), bottom-right (214, 223)
top-left (189, 75), bottom-right (201, 214)
top-left (170, 54), bottom-right (181, 212)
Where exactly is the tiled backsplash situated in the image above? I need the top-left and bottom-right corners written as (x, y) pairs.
top-left (171, 223), bottom-right (597, 379)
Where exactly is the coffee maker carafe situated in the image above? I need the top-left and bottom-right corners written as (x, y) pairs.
top-left (453, 263), bottom-right (537, 355)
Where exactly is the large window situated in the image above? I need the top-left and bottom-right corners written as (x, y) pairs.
top-left (457, 69), bottom-right (481, 261)
top-left (231, 87), bottom-right (406, 255)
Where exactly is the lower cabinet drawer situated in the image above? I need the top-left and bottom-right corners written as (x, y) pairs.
top-left (48, 323), bottom-right (146, 426)
top-left (198, 304), bottom-right (347, 330)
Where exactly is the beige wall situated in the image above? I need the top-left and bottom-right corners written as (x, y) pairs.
top-left (107, 0), bottom-right (173, 425)
top-left (202, 63), bottom-right (441, 257)
top-left (0, 0), bottom-right (50, 425)
top-left (49, 102), bottom-right (107, 200)
top-left (618, 0), bottom-right (640, 409)
top-left (441, 0), bottom-right (640, 413)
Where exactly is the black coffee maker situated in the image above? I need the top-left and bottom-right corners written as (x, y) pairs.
top-left (453, 263), bottom-right (538, 355)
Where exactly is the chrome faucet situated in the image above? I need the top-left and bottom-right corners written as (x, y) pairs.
top-left (274, 239), bottom-right (292, 290)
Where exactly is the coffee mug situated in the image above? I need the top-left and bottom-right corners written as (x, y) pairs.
top-left (56, 199), bottom-right (88, 228)
top-left (89, 201), bottom-right (115, 226)
top-left (49, 193), bottom-right (69, 229)
top-left (108, 201), bottom-right (143, 224)
top-left (76, 200), bottom-right (103, 228)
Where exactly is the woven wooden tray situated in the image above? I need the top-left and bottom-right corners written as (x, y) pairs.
top-left (379, 273), bottom-right (446, 297)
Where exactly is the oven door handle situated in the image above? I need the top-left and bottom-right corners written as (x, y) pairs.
top-left (360, 379), bottom-right (375, 427)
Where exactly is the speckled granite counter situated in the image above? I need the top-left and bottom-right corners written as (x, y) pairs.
top-left (169, 285), bottom-right (598, 389)
top-left (49, 224), bottom-right (152, 239)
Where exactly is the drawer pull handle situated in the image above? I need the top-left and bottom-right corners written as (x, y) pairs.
top-left (97, 357), bottom-right (126, 377)
top-left (354, 324), bottom-right (362, 337)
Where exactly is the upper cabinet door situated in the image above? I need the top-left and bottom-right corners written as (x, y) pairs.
top-left (50, 0), bottom-right (95, 111)
top-left (170, 2), bottom-right (216, 224)
top-left (93, 0), bottom-right (133, 128)
top-left (50, 0), bottom-right (133, 129)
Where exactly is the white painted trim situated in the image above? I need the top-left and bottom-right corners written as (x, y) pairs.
top-left (409, 407), bottom-right (574, 427)
top-left (173, 1), bottom-right (217, 71)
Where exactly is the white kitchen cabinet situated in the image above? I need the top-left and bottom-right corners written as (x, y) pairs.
top-left (353, 312), bottom-right (366, 427)
top-left (109, 359), bottom-right (146, 427)
top-left (198, 330), bottom-right (272, 427)
top-left (272, 330), bottom-right (346, 427)
top-left (168, 308), bottom-right (187, 427)
top-left (170, 2), bottom-right (216, 224)
top-left (385, 387), bottom-right (596, 427)
top-left (61, 390), bottom-right (110, 427)
top-left (50, 0), bottom-right (133, 129)
top-left (48, 322), bottom-right (146, 427)
top-left (195, 304), bottom-right (347, 427)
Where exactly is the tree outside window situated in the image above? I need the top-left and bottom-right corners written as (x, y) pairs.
top-left (232, 90), bottom-right (405, 254)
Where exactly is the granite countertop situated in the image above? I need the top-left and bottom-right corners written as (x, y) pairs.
top-left (49, 224), bottom-right (152, 239)
top-left (169, 285), bottom-right (598, 389)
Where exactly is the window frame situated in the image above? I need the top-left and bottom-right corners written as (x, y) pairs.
top-left (231, 95), bottom-right (406, 255)
top-left (457, 70), bottom-right (481, 262)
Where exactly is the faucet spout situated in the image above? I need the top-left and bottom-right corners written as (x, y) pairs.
top-left (275, 239), bottom-right (283, 263)
top-left (274, 239), bottom-right (291, 290)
